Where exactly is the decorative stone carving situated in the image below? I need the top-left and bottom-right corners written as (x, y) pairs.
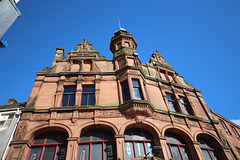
top-left (188, 119), bottom-right (199, 127)
top-left (201, 122), bottom-right (214, 130)
top-left (57, 112), bottom-right (72, 119)
top-left (152, 112), bottom-right (171, 122)
top-left (83, 76), bottom-right (95, 81)
top-left (99, 110), bottom-right (121, 117)
top-left (32, 113), bottom-right (50, 120)
top-left (14, 122), bottom-right (27, 140)
top-left (120, 101), bottom-right (153, 117)
top-left (174, 116), bottom-right (185, 124)
top-left (79, 111), bottom-right (93, 118)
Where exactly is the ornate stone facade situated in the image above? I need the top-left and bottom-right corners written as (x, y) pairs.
top-left (6, 28), bottom-right (240, 160)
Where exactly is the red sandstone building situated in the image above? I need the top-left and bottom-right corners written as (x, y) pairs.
top-left (6, 28), bottom-right (240, 160)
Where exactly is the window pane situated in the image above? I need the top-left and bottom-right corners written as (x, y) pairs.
top-left (180, 146), bottom-right (189, 160)
top-left (64, 87), bottom-right (76, 93)
top-left (61, 95), bottom-right (69, 107)
top-left (123, 88), bottom-right (131, 102)
top-left (46, 133), bottom-right (58, 144)
top-left (56, 146), bottom-right (67, 160)
top-left (125, 142), bottom-right (134, 159)
top-left (33, 134), bottom-right (45, 144)
top-left (78, 144), bottom-right (89, 160)
top-left (82, 87), bottom-right (95, 93)
top-left (5, 119), bottom-right (12, 127)
top-left (132, 80), bottom-right (139, 87)
top-left (59, 133), bottom-right (67, 143)
top-left (167, 95), bottom-right (173, 100)
top-left (105, 143), bottom-right (116, 160)
top-left (125, 130), bottom-right (133, 140)
top-left (121, 82), bottom-right (128, 89)
top-left (169, 102), bottom-right (176, 112)
top-left (133, 88), bottom-right (141, 100)
top-left (202, 150), bottom-right (212, 160)
top-left (132, 130), bottom-right (143, 140)
top-left (28, 147), bottom-right (42, 160)
top-left (209, 150), bottom-right (217, 160)
top-left (81, 94), bottom-right (88, 106)
top-left (91, 144), bottom-right (102, 160)
top-left (68, 94), bottom-right (75, 106)
top-left (104, 131), bottom-right (114, 140)
top-left (182, 104), bottom-right (190, 115)
top-left (80, 132), bottom-right (90, 142)
top-left (134, 142), bottom-right (145, 157)
top-left (88, 93), bottom-right (95, 106)
top-left (92, 130), bottom-right (103, 141)
top-left (42, 146), bottom-right (56, 160)
top-left (145, 143), bottom-right (153, 157)
top-left (171, 146), bottom-right (182, 160)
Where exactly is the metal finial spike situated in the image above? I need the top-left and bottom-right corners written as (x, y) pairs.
top-left (117, 18), bottom-right (121, 29)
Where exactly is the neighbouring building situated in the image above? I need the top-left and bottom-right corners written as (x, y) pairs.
top-left (0, 99), bottom-right (25, 160)
top-left (6, 28), bottom-right (240, 160)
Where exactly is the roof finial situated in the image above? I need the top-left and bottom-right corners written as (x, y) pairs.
top-left (118, 18), bottom-right (121, 29)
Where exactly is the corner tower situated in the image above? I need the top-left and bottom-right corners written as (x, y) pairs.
top-left (110, 28), bottom-right (141, 70)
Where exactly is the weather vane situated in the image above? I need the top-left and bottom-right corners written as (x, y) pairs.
top-left (118, 18), bottom-right (121, 28)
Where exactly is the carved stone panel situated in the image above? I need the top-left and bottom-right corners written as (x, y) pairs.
top-left (79, 111), bottom-right (94, 118)
top-left (57, 112), bottom-right (73, 119)
top-left (14, 121), bottom-right (27, 140)
top-left (201, 122), bottom-right (214, 130)
top-left (152, 112), bottom-right (171, 122)
top-left (99, 110), bottom-right (122, 118)
top-left (174, 116), bottom-right (186, 124)
top-left (32, 113), bottom-right (50, 120)
top-left (188, 119), bottom-right (199, 127)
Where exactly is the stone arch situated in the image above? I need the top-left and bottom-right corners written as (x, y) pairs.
top-left (162, 124), bottom-right (198, 160)
top-left (24, 122), bottom-right (72, 143)
top-left (196, 132), bottom-right (229, 160)
top-left (193, 130), bottom-right (222, 145)
top-left (119, 119), bottom-right (160, 136)
top-left (120, 119), bottom-right (161, 146)
top-left (161, 124), bottom-right (194, 141)
top-left (78, 120), bottom-right (118, 136)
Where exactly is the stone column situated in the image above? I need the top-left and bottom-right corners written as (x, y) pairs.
top-left (55, 76), bottom-right (65, 107)
top-left (6, 140), bottom-right (30, 160)
top-left (115, 135), bottom-right (125, 160)
top-left (192, 141), bottom-right (203, 160)
top-left (128, 76), bottom-right (134, 99)
top-left (76, 77), bottom-right (82, 106)
top-left (159, 136), bottom-right (171, 160)
top-left (65, 137), bottom-right (78, 160)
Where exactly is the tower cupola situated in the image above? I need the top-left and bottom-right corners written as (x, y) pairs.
top-left (110, 28), bottom-right (137, 58)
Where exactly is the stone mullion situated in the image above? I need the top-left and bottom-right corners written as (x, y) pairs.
top-left (76, 78), bottom-right (82, 106)
top-left (95, 79), bottom-right (100, 105)
top-left (171, 86), bottom-right (184, 114)
top-left (65, 137), bottom-right (78, 160)
top-left (128, 76), bottom-right (134, 100)
top-left (55, 76), bottom-right (65, 107)
top-left (159, 136), bottom-right (171, 160)
top-left (192, 141), bottom-right (204, 160)
top-left (139, 78), bottom-right (147, 100)
top-left (117, 80), bottom-right (124, 104)
top-left (115, 135), bottom-right (125, 160)
top-left (183, 89), bottom-right (197, 116)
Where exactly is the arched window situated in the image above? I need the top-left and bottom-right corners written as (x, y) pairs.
top-left (124, 129), bottom-right (153, 159)
top-left (165, 132), bottom-right (190, 160)
top-left (198, 138), bottom-right (217, 160)
top-left (27, 132), bottom-right (68, 160)
top-left (78, 130), bottom-right (116, 160)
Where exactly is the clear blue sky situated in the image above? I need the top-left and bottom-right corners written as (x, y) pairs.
top-left (1, 0), bottom-right (240, 124)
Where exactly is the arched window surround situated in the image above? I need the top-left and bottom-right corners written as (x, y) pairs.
top-left (27, 132), bottom-right (68, 160)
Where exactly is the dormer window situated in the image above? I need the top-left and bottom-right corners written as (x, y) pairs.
top-left (125, 41), bottom-right (130, 47)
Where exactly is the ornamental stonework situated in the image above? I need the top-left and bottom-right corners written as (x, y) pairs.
top-left (79, 111), bottom-right (94, 118)
top-left (57, 112), bottom-right (73, 119)
top-left (32, 113), bottom-right (50, 120)
top-left (99, 110), bottom-right (121, 118)
top-left (152, 112), bottom-right (171, 122)
top-left (188, 119), bottom-right (199, 127)
top-left (120, 102), bottom-right (153, 117)
top-left (174, 116), bottom-right (186, 124)
top-left (201, 122), bottom-right (214, 130)
top-left (14, 121), bottom-right (27, 140)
